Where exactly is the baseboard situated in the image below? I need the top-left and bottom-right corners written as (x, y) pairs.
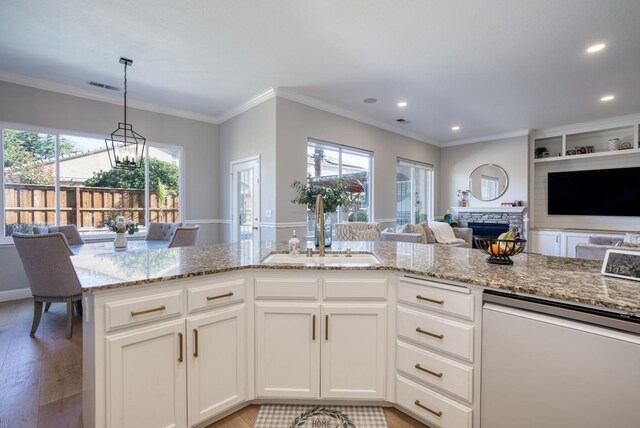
top-left (0, 287), bottom-right (31, 302)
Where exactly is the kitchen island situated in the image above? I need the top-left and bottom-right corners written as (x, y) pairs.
top-left (73, 241), bottom-right (640, 428)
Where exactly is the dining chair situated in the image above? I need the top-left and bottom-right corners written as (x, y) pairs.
top-left (145, 222), bottom-right (182, 241)
top-left (13, 233), bottom-right (83, 339)
top-left (33, 224), bottom-right (85, 245)
top-left (168, 225), bottom-right (200, 248)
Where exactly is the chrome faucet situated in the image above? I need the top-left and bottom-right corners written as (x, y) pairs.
top-left (315, 194), bottom-right (325, 256)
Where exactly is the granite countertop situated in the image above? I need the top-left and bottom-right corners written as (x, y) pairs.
top-left (71, 240), bottom-right (640, 316)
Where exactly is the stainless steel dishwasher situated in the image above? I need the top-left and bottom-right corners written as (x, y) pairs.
top-left (481, 291), bottom-right (640, 428)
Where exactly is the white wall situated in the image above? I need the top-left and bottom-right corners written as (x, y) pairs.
top-left (0, 80), bottom-right (220, 294)
top-left (274, 97), bottom-right (441, 241)
top-left (440, 136), bottom-right (529, 212)
top-left (219, 98), bottom-right (277, 242)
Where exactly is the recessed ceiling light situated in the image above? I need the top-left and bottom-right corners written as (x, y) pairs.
top-left (586, 43), bottom-right (606, 53)
top-left (600, 95), bottom-right (615, 102)
top-left (451, 125), bottom-right (461, 131)
top-left (363, 98), bottom-right (377, 104)
top-left (397, 101), bottom-right (408, 108)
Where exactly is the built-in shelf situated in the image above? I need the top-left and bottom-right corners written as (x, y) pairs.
top-left (533, 147), bottom-right (640, 163)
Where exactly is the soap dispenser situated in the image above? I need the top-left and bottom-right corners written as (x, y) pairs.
top-left (289, 230), bottom-right (301, 256)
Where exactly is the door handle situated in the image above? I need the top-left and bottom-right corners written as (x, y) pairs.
top-left (178, 333), bottom-right (183, 363)
top-left (325, 315), bottom-right (329, 340)
top-left (312, 315), bottom-right (316, 341)
top-left (193, 329), bottom-right (199, 358)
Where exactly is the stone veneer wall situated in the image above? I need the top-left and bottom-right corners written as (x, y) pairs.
top-left (457, 211), bottom-right (525, 235)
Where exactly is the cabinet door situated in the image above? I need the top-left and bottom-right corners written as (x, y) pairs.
top-left (530, 231), bottom-right (561, 256)
top-left (321, 304), bottom-right (387, 399)
top-left (255, 303), bottom-right (320, 398)
top-left (563, 233), bottom-right (590, 258)
top-left (187, 305), bottom-right (246, 426)
top-left (107, 320), bottom-right (186, 428)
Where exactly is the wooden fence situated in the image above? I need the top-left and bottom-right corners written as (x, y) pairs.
top-left (4, 183), bottom-right (179, 231)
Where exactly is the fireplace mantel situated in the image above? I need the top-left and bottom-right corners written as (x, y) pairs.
top-left (450, 206), bottom-right (527, 214)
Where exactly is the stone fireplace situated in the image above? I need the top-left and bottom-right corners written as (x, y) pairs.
top-left (451, 207), bottom-right (527, 238)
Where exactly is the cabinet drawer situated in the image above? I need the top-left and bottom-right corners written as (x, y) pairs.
top-left (187, 279), bottom-right (245, 313)
top-left (105, 290), bottom-right (183, 331)
top-left (397, 375), bottom-right (472, 428)
top-left (398, 307), bottom-right (474, 362)
top-left (398, 278), bottom-right (474, 320)
top-left (255, 277), bottom-right (318, 300)
top-left (397, 341), bottom-right (473, 403)
top-left (323, 278), bottom-right (387, 300)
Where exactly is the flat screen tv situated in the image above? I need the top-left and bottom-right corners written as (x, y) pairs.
top-left (548, 167), bottom-right (640, 216)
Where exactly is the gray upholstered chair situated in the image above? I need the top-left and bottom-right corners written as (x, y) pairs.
top-left (145, 222), bottom-right (182, 241)
top-left (33, 224), bottom-right (85, 245)
top-left (13, 233), bottom-right (82, 339)
top-left (168, 225), bottom-right (200, 248)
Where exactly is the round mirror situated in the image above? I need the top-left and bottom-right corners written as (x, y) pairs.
top-left (468, 164), bottom-right (509, 201)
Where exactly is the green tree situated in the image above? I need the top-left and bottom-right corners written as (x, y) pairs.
top-left (3, 130), bottom-right (75, 167)
top-left (84, 158), bottom-right (179, 192)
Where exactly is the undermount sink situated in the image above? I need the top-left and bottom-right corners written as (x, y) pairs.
top-left (262, 252), bottom-right (381, 266)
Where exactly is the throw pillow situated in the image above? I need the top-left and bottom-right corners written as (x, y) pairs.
top-left (354, 229), bottom-right (380, 241)
top-left (623, 233), bottom-right (640, 245)
top-left (404, 224), bottom-right (427, 244)
top-left (620, 242), bottom-right (640, 248)
top-left (421, 223), bottom-right (437, 243)
top-left (383, 227), bottom-right (395, 233)
top-left (396, 224), bottom-right (409, 233)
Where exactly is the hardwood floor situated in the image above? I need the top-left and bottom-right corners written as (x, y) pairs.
top-left (0, 298), bottom-right (427, 428)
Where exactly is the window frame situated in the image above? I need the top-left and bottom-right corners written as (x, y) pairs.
top-left (306, 138), bottom-right (374, 230)
top-left (396, 158), bottom-right (434, 225)
top-left (1, 121), bottom-right (185, 244)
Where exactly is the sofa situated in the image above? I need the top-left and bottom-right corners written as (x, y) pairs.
top-left (575, 235), bottom-right (638, 260)
top-left (381, 223), bottom-right (473, 248)
top-left (334, 222), bottom-right (381, 241)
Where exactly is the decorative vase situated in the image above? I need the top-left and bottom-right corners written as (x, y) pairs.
top-left (314, 214), bottom-right (332, 248)
top-left (114, 232), bottom-right (128, 249)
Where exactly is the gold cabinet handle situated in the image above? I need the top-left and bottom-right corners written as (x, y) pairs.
top-left (312, 315), bottom-right (316, 341)
top-left (325, 315), bottom-right (329, 341)
top-left (130, 305), bottom-right (166, 317)
top-left (416, 295), bottom-right (444, 305)
top-left (415, 363), bottom-right (443, 378)
top-left (207, 292), bottom-right (233, 301)
top-left (416, 327), bottom-right (444, 339)
top-left (178, 333), bottom-right (183, 363)
top-left (415, 400), bottom-right (442, 417)
top-left (193, 328), bottom-right (199, 358)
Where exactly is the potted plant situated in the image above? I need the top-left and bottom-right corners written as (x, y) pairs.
top-left (105, 216), bottom-right (139, 249)
top-left (535, 146), bottom-right (549, 159)
top-left (291, 177), bottom-right (351, 247)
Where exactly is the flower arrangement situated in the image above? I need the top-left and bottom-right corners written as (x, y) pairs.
top-left (291, 177), bottom-right (351, 213)
top-left (457, 189), bottom-right (471, 207)
top-left (105, 216), bottom-right (139, 235)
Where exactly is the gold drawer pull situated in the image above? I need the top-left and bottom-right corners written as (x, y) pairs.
top-left (130, 305), bottom-right (166, 317)
top-left (178, 333), bottom-right (183, 363)
top-left (207, 292), bottom-right (234, 301)
top-left (415, 363), bottom-right (443, 378)
top-left (416, 327), bottom-right (444, 339)
top-left (415, 400), bottom-right (442, 417)
top-left (193, 329), bottom-right (199, 358)
top-left (416, 295), bottom-right (444, 305)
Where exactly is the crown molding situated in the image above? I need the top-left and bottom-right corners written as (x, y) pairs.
top-left (216, 88), bottom-right (276, 123)
top-left (0, 71), bottom-right (219, 124)
top-left (530, 113), bottom-right (640, 138)
top-left (440, 129), bottom-right (531, 148)
top-left (274, 87), bottom-right (441, 147)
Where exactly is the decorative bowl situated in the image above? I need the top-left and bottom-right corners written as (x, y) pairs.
top-left (474, 236), bottom-right (527, 265)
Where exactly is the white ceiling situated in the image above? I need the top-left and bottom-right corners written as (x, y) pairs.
top-left (1, 0), bottom-right (639, 144)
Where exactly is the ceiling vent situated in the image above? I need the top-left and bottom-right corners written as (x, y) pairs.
top-left (396, 118), bottom-right (411, 124)
top-left (88, 81), bottom-right (119, 91)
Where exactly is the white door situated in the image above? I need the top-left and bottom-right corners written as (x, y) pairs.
top-left (321, 304), bottom-right (387, 399)
top-left (107, 320), bottom-right (187, 428)
top-left (231, 157), bottom-right (260, 242)
top-left (530, 231), bottom-right (561, 256)
top-left (187, 305), bottom-right (246, 427)
top-left (255, 303), bottom-right (320, 398)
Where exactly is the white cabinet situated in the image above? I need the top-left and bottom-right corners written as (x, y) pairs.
top-left (187, 305), bottom-right (246, 426)
top-left (255, 303), bottom-right (321, 398)
top-left (107, 320), bottom-right (187, 428)
top-left (321, 304), bottom-right (386, 399)
top-left (529, 230), bottom-right (561, 256)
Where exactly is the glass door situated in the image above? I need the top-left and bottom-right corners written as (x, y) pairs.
top-left (231, 158), bottom-right (260, 242)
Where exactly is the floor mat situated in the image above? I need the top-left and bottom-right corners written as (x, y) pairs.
top-left (254, 404), bottom-right (388, 428)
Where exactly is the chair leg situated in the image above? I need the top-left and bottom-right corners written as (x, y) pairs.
top-left (44, 302), bottom-right (52, 312)
top-left (30, 300), bottom-right (43, 337)
top-left (74, 300), bottom-right (83, 317)
top-left (66, 301), bottom-right (73, 339)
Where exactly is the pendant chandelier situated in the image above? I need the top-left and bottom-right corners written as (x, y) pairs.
top-left (105, 57), bottom-right (146, 169)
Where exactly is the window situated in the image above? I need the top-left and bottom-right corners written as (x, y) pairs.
top-left (396, 159), bottom-right (434, 226)
top-left (2, 126), bottom-right (182, 238)
top-left (306, 140), bottom-right (372, 233)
